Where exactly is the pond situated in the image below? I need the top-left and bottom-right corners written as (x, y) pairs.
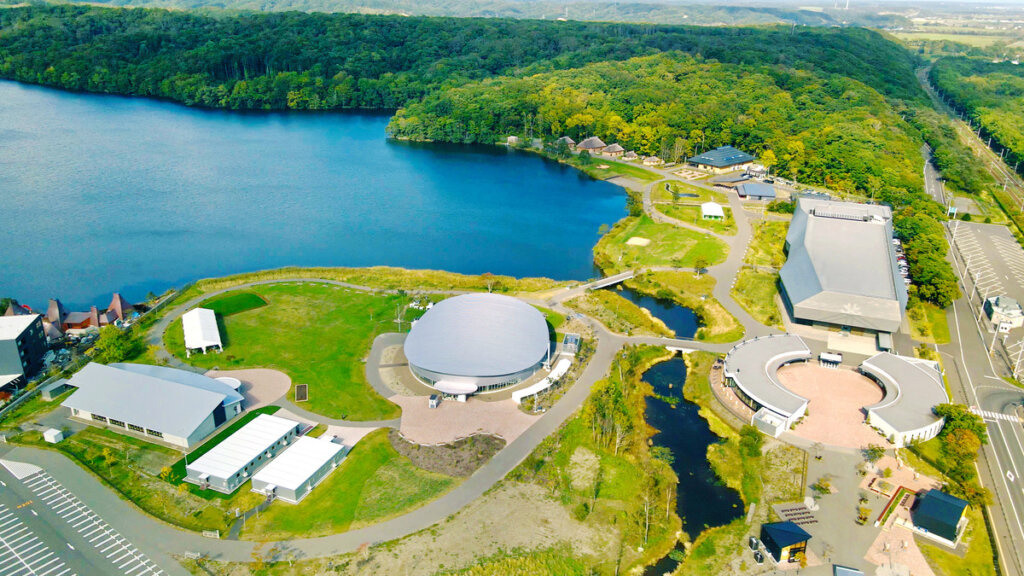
top-left (0, 81), bottom-right (625, 309)
top-left (607, 286), bottom-right (700, 338)
top-left (641, 356), bottom-right (744, 575)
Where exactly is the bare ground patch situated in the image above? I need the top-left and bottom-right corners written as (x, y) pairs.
top-left (388, 429), bottom-right (504, 477)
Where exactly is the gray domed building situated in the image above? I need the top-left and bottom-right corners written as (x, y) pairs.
top-left (404, 293), bottom-right (550, 395)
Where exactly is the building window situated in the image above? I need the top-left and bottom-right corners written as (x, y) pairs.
top-left (146, 429), bottom-right (163, 438)
top-left (128, 423), bottom-right (144, 433)
top-left (92, 414), bottom-right (108, 423)
top-left (109, 419), bottom-right (126, 428)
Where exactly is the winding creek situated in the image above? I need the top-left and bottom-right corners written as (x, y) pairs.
top-left (608, 285), bottom-right (701, 338)
top-left (642, 357), bottom-right (745, 574)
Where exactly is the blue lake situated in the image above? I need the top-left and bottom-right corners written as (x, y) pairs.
top-left (0, 81), bottom-right (625, 309)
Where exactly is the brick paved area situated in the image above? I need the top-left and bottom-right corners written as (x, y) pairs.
top-left (779, 364), bottom-right (890, 449)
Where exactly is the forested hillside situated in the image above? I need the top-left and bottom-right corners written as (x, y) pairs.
top-left (0, 5), bottom-right (923, 110)
top-left (930, 57), bottom-right (1024, 177)
top-left (45, 0), bottom-right (909, 28)
top-left (389, 55), bottom-right (922, 195)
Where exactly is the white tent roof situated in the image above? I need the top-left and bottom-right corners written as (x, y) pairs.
top-left (252, 436), bottom-right (343, 491)
top-left (186, 414), bottom-right (299, 480)
top-left (701, 202), bottom-right (725, 218)
top-left (182, 308), bottom-right (223, 350)
top-left (512, 357), bottom-right (572, 404)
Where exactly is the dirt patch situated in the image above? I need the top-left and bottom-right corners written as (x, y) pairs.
top-left (568, 447), bottom-right (599, 493)
top-left (389, 395), bottom-right (538, 444)
top-left (204, 368), bottom-right (291, 410)
top-left (388, 429), bottom-right (504, 477)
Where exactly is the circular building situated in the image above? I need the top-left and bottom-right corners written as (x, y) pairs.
top-left (404, 293), bottom-right (550, 395)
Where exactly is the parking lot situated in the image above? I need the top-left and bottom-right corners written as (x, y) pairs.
top-left (0, 504), bottom-right (74, 576)
top-left (22, 472), bottom-right (164, 576)
top-left (951, 221), bottom-right (1024, 313)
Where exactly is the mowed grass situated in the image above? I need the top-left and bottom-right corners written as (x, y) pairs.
top-left (743, 220), bottom-right (789, 268)
top-left (920, 507), bottom-right (996, 576)
top-left (731, 269), bottom-right (783, 328)
top-left (200, 291), bottom-right (267, 316)
top-left (572, 157), bottom-right (662, 182)
top-left (241, 429), bottom-right (456, 540)
top-left (657, 204), bottom-right (737, 235)
top-left (595, 215), bottom-right (729, 272)
top-left (652, 181), bottom-right (727, 204)
top-left (908, 301), bottom-right (952, 345)
top-left (166, 283), bottom-right (402, 421)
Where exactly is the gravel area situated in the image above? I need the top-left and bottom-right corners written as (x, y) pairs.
top-left (390, 395), bottom-right (538, 445)
top-left (779, 364), bottom-right (890, 449)
top-left (204, 368), bottom-right (291, 409)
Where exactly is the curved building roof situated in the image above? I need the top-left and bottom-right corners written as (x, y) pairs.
top-left (861, 353), bottom-right (947, 433)
top-left (405, 293), bottom-right (549, 378)
top-left (723, 334), bottom-right (812, 418)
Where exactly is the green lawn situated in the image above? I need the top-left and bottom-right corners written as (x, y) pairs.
top-left (166, 283), bottom-right (403, 420)
top-left (908, 301), bottom-right (952, 345)
top-left (920, 507), bottom-right (996, 576)
top-left (595, 215), bottom-right (729, 273)
top-left (653, 181), bottom-right (727, 204)
top-left (731, 269), bottom-right (783, 328)
top-left (241, 429), bottom-right (457, 540)
top-left (743, 221), bottom-right (789, 268)
top-left (0, 390), bottom-right (72, 431)
top-left (200, 291), bottom-right (267, 316)
top-left (657, 204), bottom-right (737, 236)
top-left (572, 157), bottom-right (662, 182)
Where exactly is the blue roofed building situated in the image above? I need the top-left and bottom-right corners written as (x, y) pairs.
top-left (737, 182), bottom-right (777, 200)
top-left (760, 521), bottom-right (811, 563)
top-left (688, 146), bottom-right (756, 173)
top-left (912, 489), bottom-right (968, 545)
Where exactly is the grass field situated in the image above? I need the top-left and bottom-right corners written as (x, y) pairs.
top-left (200, 291), bottom-right (267, 316)
top-left (241, 429), bottom-right (456, 540)
top-left (908, 301), bottom-right (952, 345)
top-left (595, 215), bottom-right (729, 273)
top-left (731, 269), bottom-right (783, 328)
top-left (166, 283), bottom-right (403, 421)
top-left (652, 181), bottom-right (728, 204)
top-left (0, 390), bottom-right (72, 431)
top-left (743, 221), bottom-right (788, 268)
top-left (920, 507), bottom-right (996, 576)
top-left (657, 204), bottom-right (737, 235)
top-left (571, 157), bottom-right (662, 182)
top-left (565, 290), bottom-right (674, 337)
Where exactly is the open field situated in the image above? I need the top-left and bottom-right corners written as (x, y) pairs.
top-left (200, 291), bottom-right (268, 316)
top-left (241, 429), bottom-right (457, 540)
top-left (657, 204), bottom-right (737, 235)
top-left (569, 157), bottom-right (662, 182)
top-left (594, 215), bottom-right (729, 273)
top-left (731, 269), bottom-right (783, 328)
top-left (893, 32), bottom-right (1015, 47)
top-left (565, 290), bottom-right (674, 337)
top-left (652, 181), bottom-right (727, 204)
top-left (166, 283), bottom-right (403, 420)
top-left (627, 270), bottom-right (744, 343)
top-left (743, 220), bottom-right (788, 268)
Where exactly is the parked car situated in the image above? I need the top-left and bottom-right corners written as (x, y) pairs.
top-left (754, 551), bottom-right (764, 565)
top-left (748, 536), bottom-right (759, 551)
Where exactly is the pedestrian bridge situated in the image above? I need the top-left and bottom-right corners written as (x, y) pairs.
top-left (585, 270), bottom-right (635, 290)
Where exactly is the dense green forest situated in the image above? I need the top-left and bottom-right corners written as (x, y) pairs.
top-left (930, 57), bottom-right (1024, 177)
top-left (0, 5), bottom-right (924, 110)
top-left (390, 54), bottom-right (922, 194)
top-left (43, 0), bottom-right (908, 28)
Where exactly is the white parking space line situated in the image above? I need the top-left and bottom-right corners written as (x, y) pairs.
top-left (21, 472), bottom-right (165, 576)
top-left (0, 505), bottom-right (75, 576)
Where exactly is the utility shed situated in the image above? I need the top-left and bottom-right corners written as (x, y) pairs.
top-left (701, 202), bottom-right (725, 220)
top-left (760, 521), bottom-right (810, 563)
top-left (185, 414), bottom-right (301, 494)
top-left (913, 489), bottom-right (968, 544)
top-left (252, 436), bottom-right (346, 503)
top-left (182, 308), bottom-right (223, 356)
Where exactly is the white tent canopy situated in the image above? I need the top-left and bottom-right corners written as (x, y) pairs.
top-left (701, 202), bottom-right (725, 219)
top-left (182, 308), bottom-right (223, 355)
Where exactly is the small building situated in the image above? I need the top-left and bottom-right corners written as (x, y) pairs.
top-left (737, 182), bottom-right (777, 200)
top-left (62, 363), bottom-right (244, 448)
top-left (556, 136), bottom-right (576, 150)
top-left (760, 521), bottom-right (811, 563)
top-left (642, 156), bottom-right (663, 166)
top-left (576, 136), bottom-right (607, 154)
top-left (39, 378), bottom-right (70, 401)
top-left (107, 293), bottom-right (135, 323)
top-left (182, 308), bottom-right (224, 356)
top-left (833, 566), bottom-right (865, 576)
top-left (506, 135), bottom-right (519, 146)
top-left (701, 202), bottom-right (725, 220)
top-left (42, 321), bottom-right (64, 344)
top-left (3, 300), bottom-right (32, 316)
top-left (688, 146), bottom-right (756, 173)
top-left (46, 299), bottom-right (69, 328)
top-left (985, 295), bottom-right (1024, 330)
top-left (185, 414), bottom-right (301, 494)
top-left (746, 164), bottom-right (770, 178)
top-left (603, 143), bottom-right (625, 158)
top-left (912, 489), bottom-right (968, 546)
top-left (251, 436), bottom-right (346, 504)
top-left (43, 428), bottom-right (64, 444)
top-left (0, 315), bottom-right (47, 383)
top-left (622, 150), bottom-right (639, 161)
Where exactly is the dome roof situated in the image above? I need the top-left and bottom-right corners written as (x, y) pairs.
top-left (405, 293), bottom-right (549, 378)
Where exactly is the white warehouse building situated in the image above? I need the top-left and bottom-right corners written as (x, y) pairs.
top-left (251, 436), bottom-right (346, 503)
top-left (185, 413), bottom-right (301, 494)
